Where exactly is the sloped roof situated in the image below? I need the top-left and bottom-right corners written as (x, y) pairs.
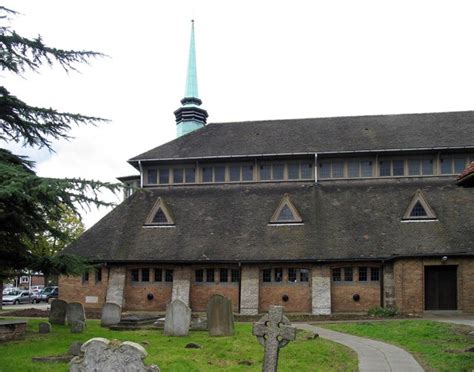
top-left (65, 178), bottom-right (474, 263)
top-left (130, 111), bottom-right (474, 162)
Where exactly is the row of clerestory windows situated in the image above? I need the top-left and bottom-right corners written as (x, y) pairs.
top-left (194, 268), bottom-right (240, 283)
top-left (262, 268), bottom-right (310, 283)
top-left (130, 268), bottom-right (173, 283)
top-left (332, 267), bottom-right (380, 282)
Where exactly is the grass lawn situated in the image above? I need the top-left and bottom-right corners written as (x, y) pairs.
top-left (0, 319), bottom-right (357, 372)
top-left (322, 320), bottom-right (474, 371)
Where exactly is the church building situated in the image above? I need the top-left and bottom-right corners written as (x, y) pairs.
top-left (60, 21), bottom-right (474, 315)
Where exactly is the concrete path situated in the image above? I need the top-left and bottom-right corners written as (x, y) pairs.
top-left (295, 323), bottom-right (424, 372)
top-left (423, 312), bottom-right (474, 327)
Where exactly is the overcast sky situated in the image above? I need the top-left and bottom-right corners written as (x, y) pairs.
top-left (4, 0), bottom-right (474, 228)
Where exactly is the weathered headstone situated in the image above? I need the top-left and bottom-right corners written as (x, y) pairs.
top-left (206, 294), bottom-right (235, 336)
top-left (38, 322), bottom-right (51, 334)
top-left (101, 302), bottom-right (122, 327)
top-left (164, 299), bottom-right (191, 336)
top-left (69, 338), bottom-right (160, 372)
top-left (69, 341), bottom-right (83, 356)
top-left (66, 302), bottom-right (86, 326)
top-left (49, 299), bottom-right (67, 325)
top-left (70, 320), bottom-right (85, 334)
top-left (252, 305), bottom-right (296, 372)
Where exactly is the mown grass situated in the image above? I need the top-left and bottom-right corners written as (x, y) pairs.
top-left (0, 319), bottom-right (357, 372)
top-left (322, 320), bottom-right (474, 371)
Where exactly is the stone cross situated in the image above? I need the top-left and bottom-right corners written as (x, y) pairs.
top-left (252, 305), bottom-right (296, 372)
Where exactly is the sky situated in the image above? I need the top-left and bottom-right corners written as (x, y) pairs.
top-left (3, 0), bottom-right (474, 228)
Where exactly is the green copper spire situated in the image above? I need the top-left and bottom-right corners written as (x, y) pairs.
top-left (185, 20), bottom-right (198, 99)
top-left (175, 20), bottom-right (208, 138)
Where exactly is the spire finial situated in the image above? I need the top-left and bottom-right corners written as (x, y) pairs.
top-left (185, 19), bottom-right (198, 98)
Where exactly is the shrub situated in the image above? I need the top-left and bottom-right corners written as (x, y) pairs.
top-left (368, 306), bottom-right (399, 317)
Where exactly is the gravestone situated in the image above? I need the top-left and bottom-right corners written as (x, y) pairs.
top-left (164, 299), bottom-right (191, 336)
top-left (252, 306), bottom-right (296, 372)
top-left (71, 320), bottom-right (85, 333)
top-left (66, 302), bottom-right (86, 326)
top-left (101, 302), bottom-right (122, 327)
top-left (38, 322), bottom-right (51, 334)
top-left (69, 337), bottom-right (160, 372)
top-left (69, 341), bottom-right (83, 356)
top-left (49, 299), bottom-right (67, 325)
top-left (206, 294), bottom-right (235, 336)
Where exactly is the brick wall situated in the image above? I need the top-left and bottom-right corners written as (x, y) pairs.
top-left (394, 257), bottom-right (474, 313)
top-left (58, 267), bottom-right (108, 309)
top-left (190, 284), bottom-right (239, 312)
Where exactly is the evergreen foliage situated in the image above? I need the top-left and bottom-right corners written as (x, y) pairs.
top-left (0, 6), bottom-right (120, 291)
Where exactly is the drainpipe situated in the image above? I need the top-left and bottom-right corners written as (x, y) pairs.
top-left (139, 160), bottom-right (143, 188)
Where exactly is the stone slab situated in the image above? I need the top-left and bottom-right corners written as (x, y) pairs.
top-left (38, 322), bottom-right (51, 334)
top-left (49, 299), bottom-right (68, 325)
top-left (207, 294), bottom-right (235, 336)
top-left (164, 299), bottom-right (191, 336)
top-left (101, 302), bottom-right (121, 327)
top-left (66, 302), bottom-right (86, 326)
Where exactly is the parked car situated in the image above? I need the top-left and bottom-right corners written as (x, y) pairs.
top-left (31, 286), bottom-right (58, 303)
top-left (2, 290), bottom-right (31, 305)
top-left (31, 285), bottom-right (44, 294)
top-left (2, 287), bottom-right (20, 296)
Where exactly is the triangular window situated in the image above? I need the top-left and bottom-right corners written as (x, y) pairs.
top-left (270, 193), bottom-right (303, 224)
top-left (145, 197), bottom-right (175, 226)
top-left (403, 190), bottom-right (436, 221)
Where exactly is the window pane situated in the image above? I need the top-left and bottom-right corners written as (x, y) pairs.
top-left (454, 158), bottom-right (466, 173)
top-left (332, 268), bottom-right (341, 282)
top-left (393, 160), bottom-right (404, 176)
top-left (152, 209), bottom-right (168, 224)
top-left (319, 162), bottom-right (330, 178)
top-left (202, 167), bottom-right (213, 182)
top-left (361, 161), bottom-right (373, 177)
top-left (220, 268), bottom-right (228, 283)
top-left (148, 169), bottom-right (157, 184)
top-left (358, 267), bottom-right (367, 281)
top-left (440, 159), bottom-right (452, 174)
top-left (408, 160), bottom-right (420, 175)
top-left (332, 161), bottom-right (344, 178)
top-left (301, 163), bottom-right (313, 179)
top-left (379, 161), bottom-right (391, 176)
top-left (131, 269), bottom-right (139, 282)
top-left (263, 269), bottom-right (272, 282)
top-left (195, 269), bottom-right (203, 283)
top-left (288, 268), bottom-right (297, 282)
top-left (159, 168), bottom-right (169, 184)
top-left (371, 267), bottom-right (380, 281)
top-left (288, 163), bottom-right (299, 179)
top-left (277, 205), bottom-right (294, 221)
top-left (348, 161), bottom-right (360, 178)
top-left (206, 268), bottom-right (215, 282)
top-left (165, 270), bottom-right (173, 282)
top-left (273, 164), bottom-right (284, 180)
top-left (300, 269), bottom-right (309, 282)
top-left (231, 269), bottom-right (240, 282)
top-left (82, 271), bottom-right (89, 284)
top-left (274, 268), bottom-right (283, 282)
top-left (344, 267), bottom-right (353, 281)
top-left (95, 268), bottom-right (102, 283)
top-left (214, 166), bottom-right (225, 182)
top-left (141, 268), bottom-right (149, 282)
top-left (229, 165), bottom-right (240, 181)
top-left (242, 166), bottom-right (253, 181)
top-left (410, 201), bottom-right (427, 217)
top-left (155, 268), bottom-right (162, 282)
top-left (185, 168), bottom-right (196, 183)
top-left (260, 165), bottom-right (271, 180)
top-left (421, 159), bottom-right (433, 175)
top-left (173, 168), bottom-right (184, 183)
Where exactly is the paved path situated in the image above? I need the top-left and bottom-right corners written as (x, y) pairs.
top-left (423, 312), bottom-right (474, 327)
top-left (295, 323), bottom-right (424, 372)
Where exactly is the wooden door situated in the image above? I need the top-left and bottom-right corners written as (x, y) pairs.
top-left (424, 265), bottom-right (457, 310)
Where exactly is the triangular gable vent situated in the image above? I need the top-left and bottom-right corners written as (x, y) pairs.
top-left (402, 189), bottom-right (436, 220)
top-left (145, 197), bottom-right (175, 226)
top-left (270, 193), bottom-right (303, 224)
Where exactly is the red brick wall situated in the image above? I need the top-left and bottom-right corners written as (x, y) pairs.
top-left (258, 267), bottom-right (311, 313)
top-left (394, 257), bottom-right (474, 313)
top-left (190, 284), bottom-right (239, 312)
top-left (58, 267), bottom-right (108, 309)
